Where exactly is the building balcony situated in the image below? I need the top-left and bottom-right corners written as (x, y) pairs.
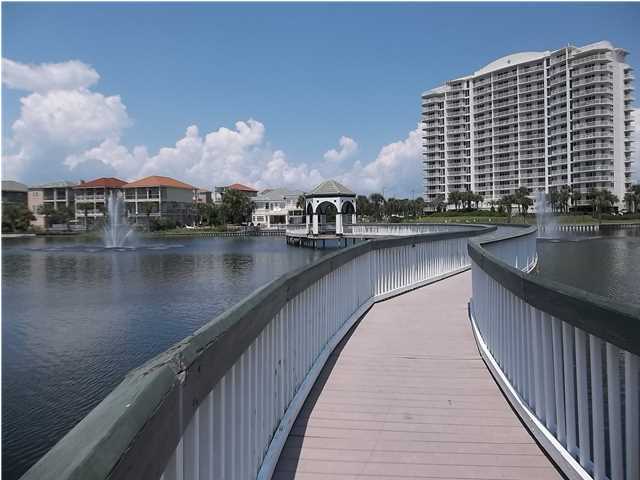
top-left (571, 76), bottom-right (613, 87)
top-left (571, 87), bottom-right (614, 100)
top-left (519, 114), bottom-right (546, 123)
top-left (571, 142), bottom-right (614, 152)
top-left (572, 108), bottom-right (614, 119)
top-left (519, 104), bottom-right (546, 114)
top-left (572, 164), bottom-right (613, 174)
top-left (571, 52), bottom-right (611, 66)
top-left (519, 83), bottom-right (544, 94)
top-left (518, 74), bottom-right (544, 85)
top-left (571, 65), bottom-right (614, 80)
top-left (573, 154), bottom-right (614, 162)
top-left (574, 130), bottom-right (615, 140)
top-left (573, 120), bottom-right (614, 130)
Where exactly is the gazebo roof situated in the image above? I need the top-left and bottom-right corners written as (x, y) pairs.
top-left (308, 180), bottom-right (355, 197)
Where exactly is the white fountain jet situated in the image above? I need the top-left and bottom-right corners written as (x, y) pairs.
top-left (535, 191), bottom-right (558, 238)
top-left (103, 191), bottom-right (135, 248)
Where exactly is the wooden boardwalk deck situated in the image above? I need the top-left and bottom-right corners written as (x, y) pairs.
top-left (273, 271), bottom-right (563, 480)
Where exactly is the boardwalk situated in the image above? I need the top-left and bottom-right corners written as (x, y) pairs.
top-left (274, 271), bottom-right (563, 480)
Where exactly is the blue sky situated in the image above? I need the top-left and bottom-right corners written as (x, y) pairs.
top-left (2, 2), bottom-right (639, 195)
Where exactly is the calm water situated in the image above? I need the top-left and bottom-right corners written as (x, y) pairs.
top-left (536, 226), bottom-right (640, 308)
top-left (2, 236), bottom-right (325, 479)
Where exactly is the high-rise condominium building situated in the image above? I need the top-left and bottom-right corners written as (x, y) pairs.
top-left (422, 41), bottom-right (634, 209)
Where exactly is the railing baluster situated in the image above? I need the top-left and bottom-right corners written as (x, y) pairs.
top-left (551, 317), bottom-right (566, 444)
top-left (562, 322), bottom-right (577, 456)
top-left (542, 313), bottom-right (556, 432)
top-left (590, 335), bottom-right (606, 480)
top-left (606, 343), bottom-right (623, 480)
top-left (575, 328), bottom-right (591, 467)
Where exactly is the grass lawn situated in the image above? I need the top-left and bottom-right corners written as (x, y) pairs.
top-left (413, 214), bottom-right (640, 225)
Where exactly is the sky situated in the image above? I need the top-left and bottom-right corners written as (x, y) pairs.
top-left (2, 2), bottom-right (639, 196)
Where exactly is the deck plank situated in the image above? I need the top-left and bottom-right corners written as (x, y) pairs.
top-left (274, 271), bottom-right (563, 479)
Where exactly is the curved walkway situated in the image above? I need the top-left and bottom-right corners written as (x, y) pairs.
top-left (273, 271), bottom-right (562, 480)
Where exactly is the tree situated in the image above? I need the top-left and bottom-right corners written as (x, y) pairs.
top-left (548, 191), bottom-right (560, 213)
top-left (558, 186), bottom-right (571, 214)
top-left (513, 187), bottom-right (533, 221)
top-left (624, 192), bottom-right (636, 213)
top-left (81, 203), bottom-right (91, 229)
top-left (447, 191), bottom-right (460, 211)
top-left (142, 202), bottom-right (156, 229)
top-left (221, 189), bottom-right (254, 224)
top-left (624, 184), bottom-right (640, 214)
top-left (296, 195), bottom-right (306, 210)
top-left (356, 195), bottom-right (371, 219)
top-left (37, 204), bottom-right (56, 228)
top-left (499, 195), bottom-right (516, 223)
top-left (413, 197), bottom-right (426, 217)
top-left (368, 193), bottom-right (385, 221)
top-left (431, 194), bottom-right (446, 213)
top-left (588, 188), bottom-right (619, 223)
top-left (2, 204), bottom-right (35, 233)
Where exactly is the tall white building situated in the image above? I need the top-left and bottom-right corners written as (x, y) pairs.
top-left (422, 41), bottom-right (635, 209)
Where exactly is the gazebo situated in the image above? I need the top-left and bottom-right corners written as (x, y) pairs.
top-left (305, 180), bottom-right (357, 235)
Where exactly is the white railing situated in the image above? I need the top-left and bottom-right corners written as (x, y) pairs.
top-left (345, 223), bottom-right (472, 236)
top-left (23, 225), bottom-right (495, 480)
top-left (284, 224), bottom-right (309, 235)
top-left (469, 227), bottom-right (640, 480)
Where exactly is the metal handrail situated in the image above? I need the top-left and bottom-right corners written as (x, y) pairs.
top-left (468, 227), bottom-right (640, 480)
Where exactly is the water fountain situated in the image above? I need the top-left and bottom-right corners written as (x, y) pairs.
top-left (103, 191), bottom-right (135, 248)
top-left (535, 191), bottom-right (558, 239)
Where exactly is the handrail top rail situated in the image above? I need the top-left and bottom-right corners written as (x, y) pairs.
top-left (22, 223), bottom-right (495, 480)
top-left (469, 227), bottom-right (640, 356)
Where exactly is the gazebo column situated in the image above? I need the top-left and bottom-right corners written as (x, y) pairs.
top-left (312, 213), bottom-right (319, 235)
top-left (336, 212), bottom-right (343, 235)
top-left (306, 213), bottom-right (311, 234)
top-left (352, 213), bottom-right (357, 224)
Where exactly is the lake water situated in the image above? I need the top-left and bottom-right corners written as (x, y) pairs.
top-left (2, 236), bottom-right (325, 479)
top-left (536, 226), bottom-right (640, 308)
top-left (3, 227), bottom-right (639, 479)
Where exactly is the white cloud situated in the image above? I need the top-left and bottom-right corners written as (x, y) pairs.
top-left (2, 58), bottom-right (100, 92)
top-left (2, 57), bottom-right (423, 197)
top-left (338, 125), bottom-right (422, 197)
top-left (323, 136), bottom-right (358, 163)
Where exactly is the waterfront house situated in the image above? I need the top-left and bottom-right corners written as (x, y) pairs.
top-left (28, 181), bottom-right (78, 228)
top-left (122, 175), bottom-right (196, 227)
top-left (194, 188), bottom-right (213, 204)
top-left (2, 180), bottom-right (29, 207)
top-left (73, 177), bottom-right (128, 227)
top-left (252, 188), bottom-right (304, 228)
top-left (214, 183), bottom-right (258, 203)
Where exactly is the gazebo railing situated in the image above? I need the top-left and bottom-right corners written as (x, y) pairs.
top-left (469, 226), bottom-right (640, 480)
top-left (22, 224), bottom-right (495, 480)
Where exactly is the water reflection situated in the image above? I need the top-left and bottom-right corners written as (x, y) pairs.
top-left (535, 227), bottom-right (640, 308)
top-left (2, 235), bottom-right (325, 479)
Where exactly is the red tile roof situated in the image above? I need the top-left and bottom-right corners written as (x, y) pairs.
top-left (227, 183), bottom-right (258, 192)
top-left (122, 176), bottom-right (195, 190)
top-left (73, 177), bottom-right (127, 189)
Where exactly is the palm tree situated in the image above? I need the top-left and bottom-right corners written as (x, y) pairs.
top-left (369, 193), bottom-right (385, 221)
top-left (413, 197), bottom-right (425, 218)
top-left (624, 192), bottom-right (636, 213)
top-left (499, 195), bottom-right (516, 223)
top-left (589, 189), bottom-right (619, 223)
top-left (448, 191), bottom-right (460, 211)
top-left (513, 187), bottom-right (532, 221)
